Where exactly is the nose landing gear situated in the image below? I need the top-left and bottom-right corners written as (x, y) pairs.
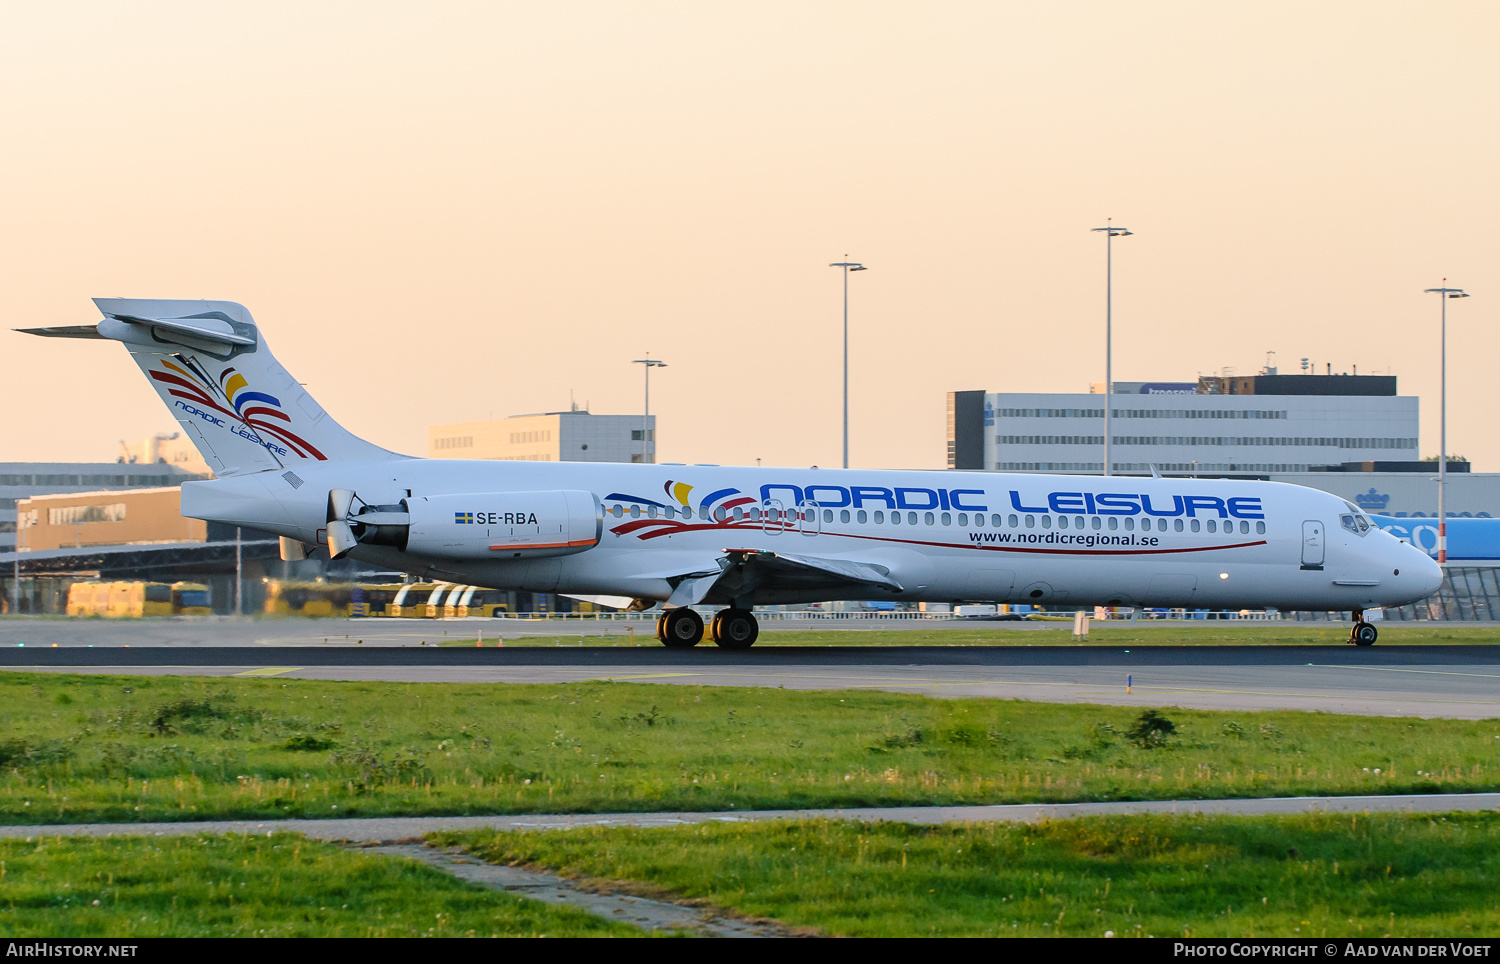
top-left (1349, 608), bottom-right (1378, 647)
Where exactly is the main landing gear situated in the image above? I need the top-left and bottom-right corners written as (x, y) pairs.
top-left (710, 608), bottom-right (759, 649)
top-left (655, 608), bottom-right (759, 649)
top-left (1349, 608), bottom-right (1378, 647)
top-left (657, 608), bottom-right (703, 649)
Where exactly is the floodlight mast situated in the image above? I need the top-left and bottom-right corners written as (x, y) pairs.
top-left (631, 356), bottom-right (667, 464)
top-left (1423, 282), bottom-right (1470, 564)
top-left (1091, 221), bottom-right (1132, 477)
top-left (829, 260), bottom-right (867, 469)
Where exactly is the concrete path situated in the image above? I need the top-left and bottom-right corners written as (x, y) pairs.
top-left (368, 843), bottom-right (785, 937)
top-left (9, 794), bottom-right (1495, 938)
top-left (5, 792), bottom-right (1498, 841)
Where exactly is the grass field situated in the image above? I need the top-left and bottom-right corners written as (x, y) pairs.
top-left (0, 832), bottom-right (645, 937)
top-left (440, 622), bottom-right (1500, 647)
top-left (1, 673), bottom-right (1497, 824)
top-left (433, 811), bottom-right (1500, 937)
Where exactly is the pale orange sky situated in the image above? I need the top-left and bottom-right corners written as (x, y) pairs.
top-left (2, 1), bottom-right (1495, 470)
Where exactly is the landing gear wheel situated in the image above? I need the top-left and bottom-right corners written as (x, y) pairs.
top-left (711, 608), bottom-right (759, 649)
top-left (660, 608), bottom-right (704, 648)
top-left (1352, 622), bottom-right (1378, 647)
top-left (655, 612), bottom-right (668, 642)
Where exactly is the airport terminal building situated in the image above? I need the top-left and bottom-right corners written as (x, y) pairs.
top-left (0, 461), bottom-right (206, 552)
top-left (948, 373), bottom-right (1417, 476)
top-left (429, 410), bottom-right (656, 463)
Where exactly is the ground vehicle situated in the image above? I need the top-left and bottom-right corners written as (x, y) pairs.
top-left (263, 580), bottom-right (354, 617)
top-left (65, 580), bottom-right (211, 617)
top-left (350, 583), bottom-right (406, 617)
top-left (442, 586), bottom-right (510, 617)
top-left (386, 583), bottom-right (440, 617)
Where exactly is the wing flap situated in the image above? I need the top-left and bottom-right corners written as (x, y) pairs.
top-left (755, 550), bottom-right (904, 593)
top-left (654, 548), bottom-right (904, 608)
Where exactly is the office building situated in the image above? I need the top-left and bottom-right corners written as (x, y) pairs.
top-left (949, 372), bottom-right (1418, 477)
top-left (429, 410), bottom-right (656, 463)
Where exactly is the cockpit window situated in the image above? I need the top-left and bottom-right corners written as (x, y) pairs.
top-left (1341, 502), bottom-right (1371, 536)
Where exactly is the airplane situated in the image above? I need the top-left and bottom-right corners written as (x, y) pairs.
top-left (1373, 515), bottom-right (1500, 564)
top-left (20, 298), bottom-right (1444, 647)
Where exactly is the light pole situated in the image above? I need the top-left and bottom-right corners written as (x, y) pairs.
top-left (829, 260), bottom-right (867, 469)
top-left (631, 356), bottom-right (667, 464)
top-left (10, 508), bottom-right (23, 615)
top-left (1424, 281), bottom-right (1470, 564)
top-left (1091, 221), bottom-right (1132, 476)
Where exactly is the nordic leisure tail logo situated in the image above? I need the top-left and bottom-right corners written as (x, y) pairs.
top-left (149, 358), bottom-right (326, 460)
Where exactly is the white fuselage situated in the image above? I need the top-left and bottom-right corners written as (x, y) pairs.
top-left (182, 460), bottom-right (1444, 612)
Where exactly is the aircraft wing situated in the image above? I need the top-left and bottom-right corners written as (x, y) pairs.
top-left (662, 548), bottom-right (904, 608)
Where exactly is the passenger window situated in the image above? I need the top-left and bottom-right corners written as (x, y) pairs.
top-left (1174, 519), bottom-right (1184, 532)
top-left (699, 507), bottom-right (709, 520)
top-left (664, 506), bottom-right (676, 519)
top-left (1025, 515), bottom-right (1035, 528)
top-left (1207, 520), bottom-right (1217, 533)
top-left (630, 505), bottom-right (640, 518)
top-left (973, 513), bottom-right (984, 527)
top-left (1041, 515), bottom-right (1052, 529)
top-left (714, 506), bottom-right (727, 522)
top-left (1256, 521), bottom-right (1266, 534)
top-left (957, 513), bottom-right (968, 526)
top-left (1125, 518), bottom-right (1135, 531)
top-left (874, 511), bottom-right (885, 524)
top-left (1191, 519), bottom-right (1200, 532)
top-left (648, 506), bottom-right (658, 519)
top-left (824, 509), bottom-right (833, 523)
top-left (1158, 519), bottom-right (1168, 531)
top-left (1091, 517), bottom-right (1101, 530)
top-left (908, 512), bottom-right (919, 525)
top-left (940, 512), bottom-right (950, 525)
top-left (891, 512), bottom-right (901, 525)
top-left (840, 509), bottom-right (850, 523)
top-left (1240, 521), bottom-right (1250, 534)
top-left (750, 507), bottom-right (761, 521)
top-left (1107, 517), bottom-right (1118, 530)
top-left (611, 504), bottom-right (623, 517)
top-left (1058, 516), bottom-right (1069, 529)
top-left (857, 510), bottom-right (868, 523)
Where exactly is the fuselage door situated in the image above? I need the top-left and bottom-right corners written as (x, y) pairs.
top-left (801, 501), bottom-right (821, 537)
top-left (1301, 520), bottom-right (1325, 571)
top-left (762, 499), bottom-right (785, 536)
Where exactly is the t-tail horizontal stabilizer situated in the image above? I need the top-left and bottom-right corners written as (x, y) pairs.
top-left (17, 299), bottom-right (407, 477)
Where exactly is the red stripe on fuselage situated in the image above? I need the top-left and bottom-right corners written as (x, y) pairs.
top-left (606, 517), bottom-right (1268, 556)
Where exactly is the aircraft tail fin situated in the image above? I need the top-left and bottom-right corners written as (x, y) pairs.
top-left (20, 299), bottom-right (406, 477)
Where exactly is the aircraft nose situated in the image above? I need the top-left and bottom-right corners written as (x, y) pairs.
top-left (1412, 549), bottom-right (1444, 598)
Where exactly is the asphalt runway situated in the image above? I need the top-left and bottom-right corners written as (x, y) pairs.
top-left (2, 632), bottom-right (1497, 718)
top-left (0, 614), bottom-right (1059, 647)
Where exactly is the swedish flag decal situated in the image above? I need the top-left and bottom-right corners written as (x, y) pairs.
top-left (455, 512), bottom-right (474, 524)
